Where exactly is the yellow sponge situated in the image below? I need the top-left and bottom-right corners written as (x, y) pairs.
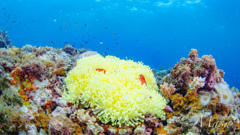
top-left (63, 54), bottom-right (166, 126)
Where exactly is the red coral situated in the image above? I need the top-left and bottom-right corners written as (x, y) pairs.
top-left (10, 61), bottom-right (45, 86)
top-left (21, 61), bottom-right (45, 82)
top-left (44, 100), bottom-right (53, 109)
top-left (10, 67), bottom-right (22, 85)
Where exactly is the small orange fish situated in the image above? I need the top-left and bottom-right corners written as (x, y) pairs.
top-left (152, 71), bottom-right (153, 73)
top-left (188, 79), bottom-right (192, 83)
top-left (96, 68), bottom-right (106, 74)
top-left (139, 74), bottom-right (147, 85)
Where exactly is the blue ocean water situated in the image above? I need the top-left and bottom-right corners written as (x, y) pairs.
top-left (1, 0), bottom-right (239, 89)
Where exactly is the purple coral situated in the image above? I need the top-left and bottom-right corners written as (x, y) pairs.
top-left (163, 49), bottom-right (224, 93)
top-left (144, 113), bottom-right (160, 128)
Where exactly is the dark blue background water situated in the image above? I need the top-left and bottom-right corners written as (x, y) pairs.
top-left (1, 0), bottom-right (239, 89)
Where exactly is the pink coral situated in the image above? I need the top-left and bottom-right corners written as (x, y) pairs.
top-left (188, 49), bottom-right (199, 62)
top-left (163, 49), bottom-right (224, 92)
top-left (145, 128), bottom-right (153, 135)
top-left (160, 82), bottom-right (176, 98)
top-left (165, 105), bottom-right (173, 112)
top-left (144, 113), bottom-right (160, 128)
top-left (164, 60), bottom-right (192, 91)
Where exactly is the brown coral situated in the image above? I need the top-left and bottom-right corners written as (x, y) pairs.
top-left (160, 82), bottom-right (176, 98)
top-left (49, 115), bottom-right (81, 134)
top-left (188, 49), bottom-right (199, 62)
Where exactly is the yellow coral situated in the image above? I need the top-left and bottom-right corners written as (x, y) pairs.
top-left (63, 54), bottom-right (166, 127)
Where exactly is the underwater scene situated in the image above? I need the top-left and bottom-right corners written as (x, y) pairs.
top-left (0, 0), bottom-right (240, 134)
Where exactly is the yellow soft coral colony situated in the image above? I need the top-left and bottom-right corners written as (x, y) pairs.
top-left (63, 54), bottom-right (166, 127)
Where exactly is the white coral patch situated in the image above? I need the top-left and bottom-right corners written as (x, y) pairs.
top-left (189, 76), bottom-right (206, 91)
top-left (214, 82), bottom-right (234, 105)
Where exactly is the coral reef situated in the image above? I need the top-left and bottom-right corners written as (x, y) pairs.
top-left (0, 44), bottom-right (88, 134)
top-left (163, 49), bottom-right (224, 94)
top-left (161, 49), bottom-right (240, 134)
top-left (0, 44), bottom-right (239, 135)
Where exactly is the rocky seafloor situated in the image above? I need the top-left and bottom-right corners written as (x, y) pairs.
top-left (0, 30), bottom-right (240, 135)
